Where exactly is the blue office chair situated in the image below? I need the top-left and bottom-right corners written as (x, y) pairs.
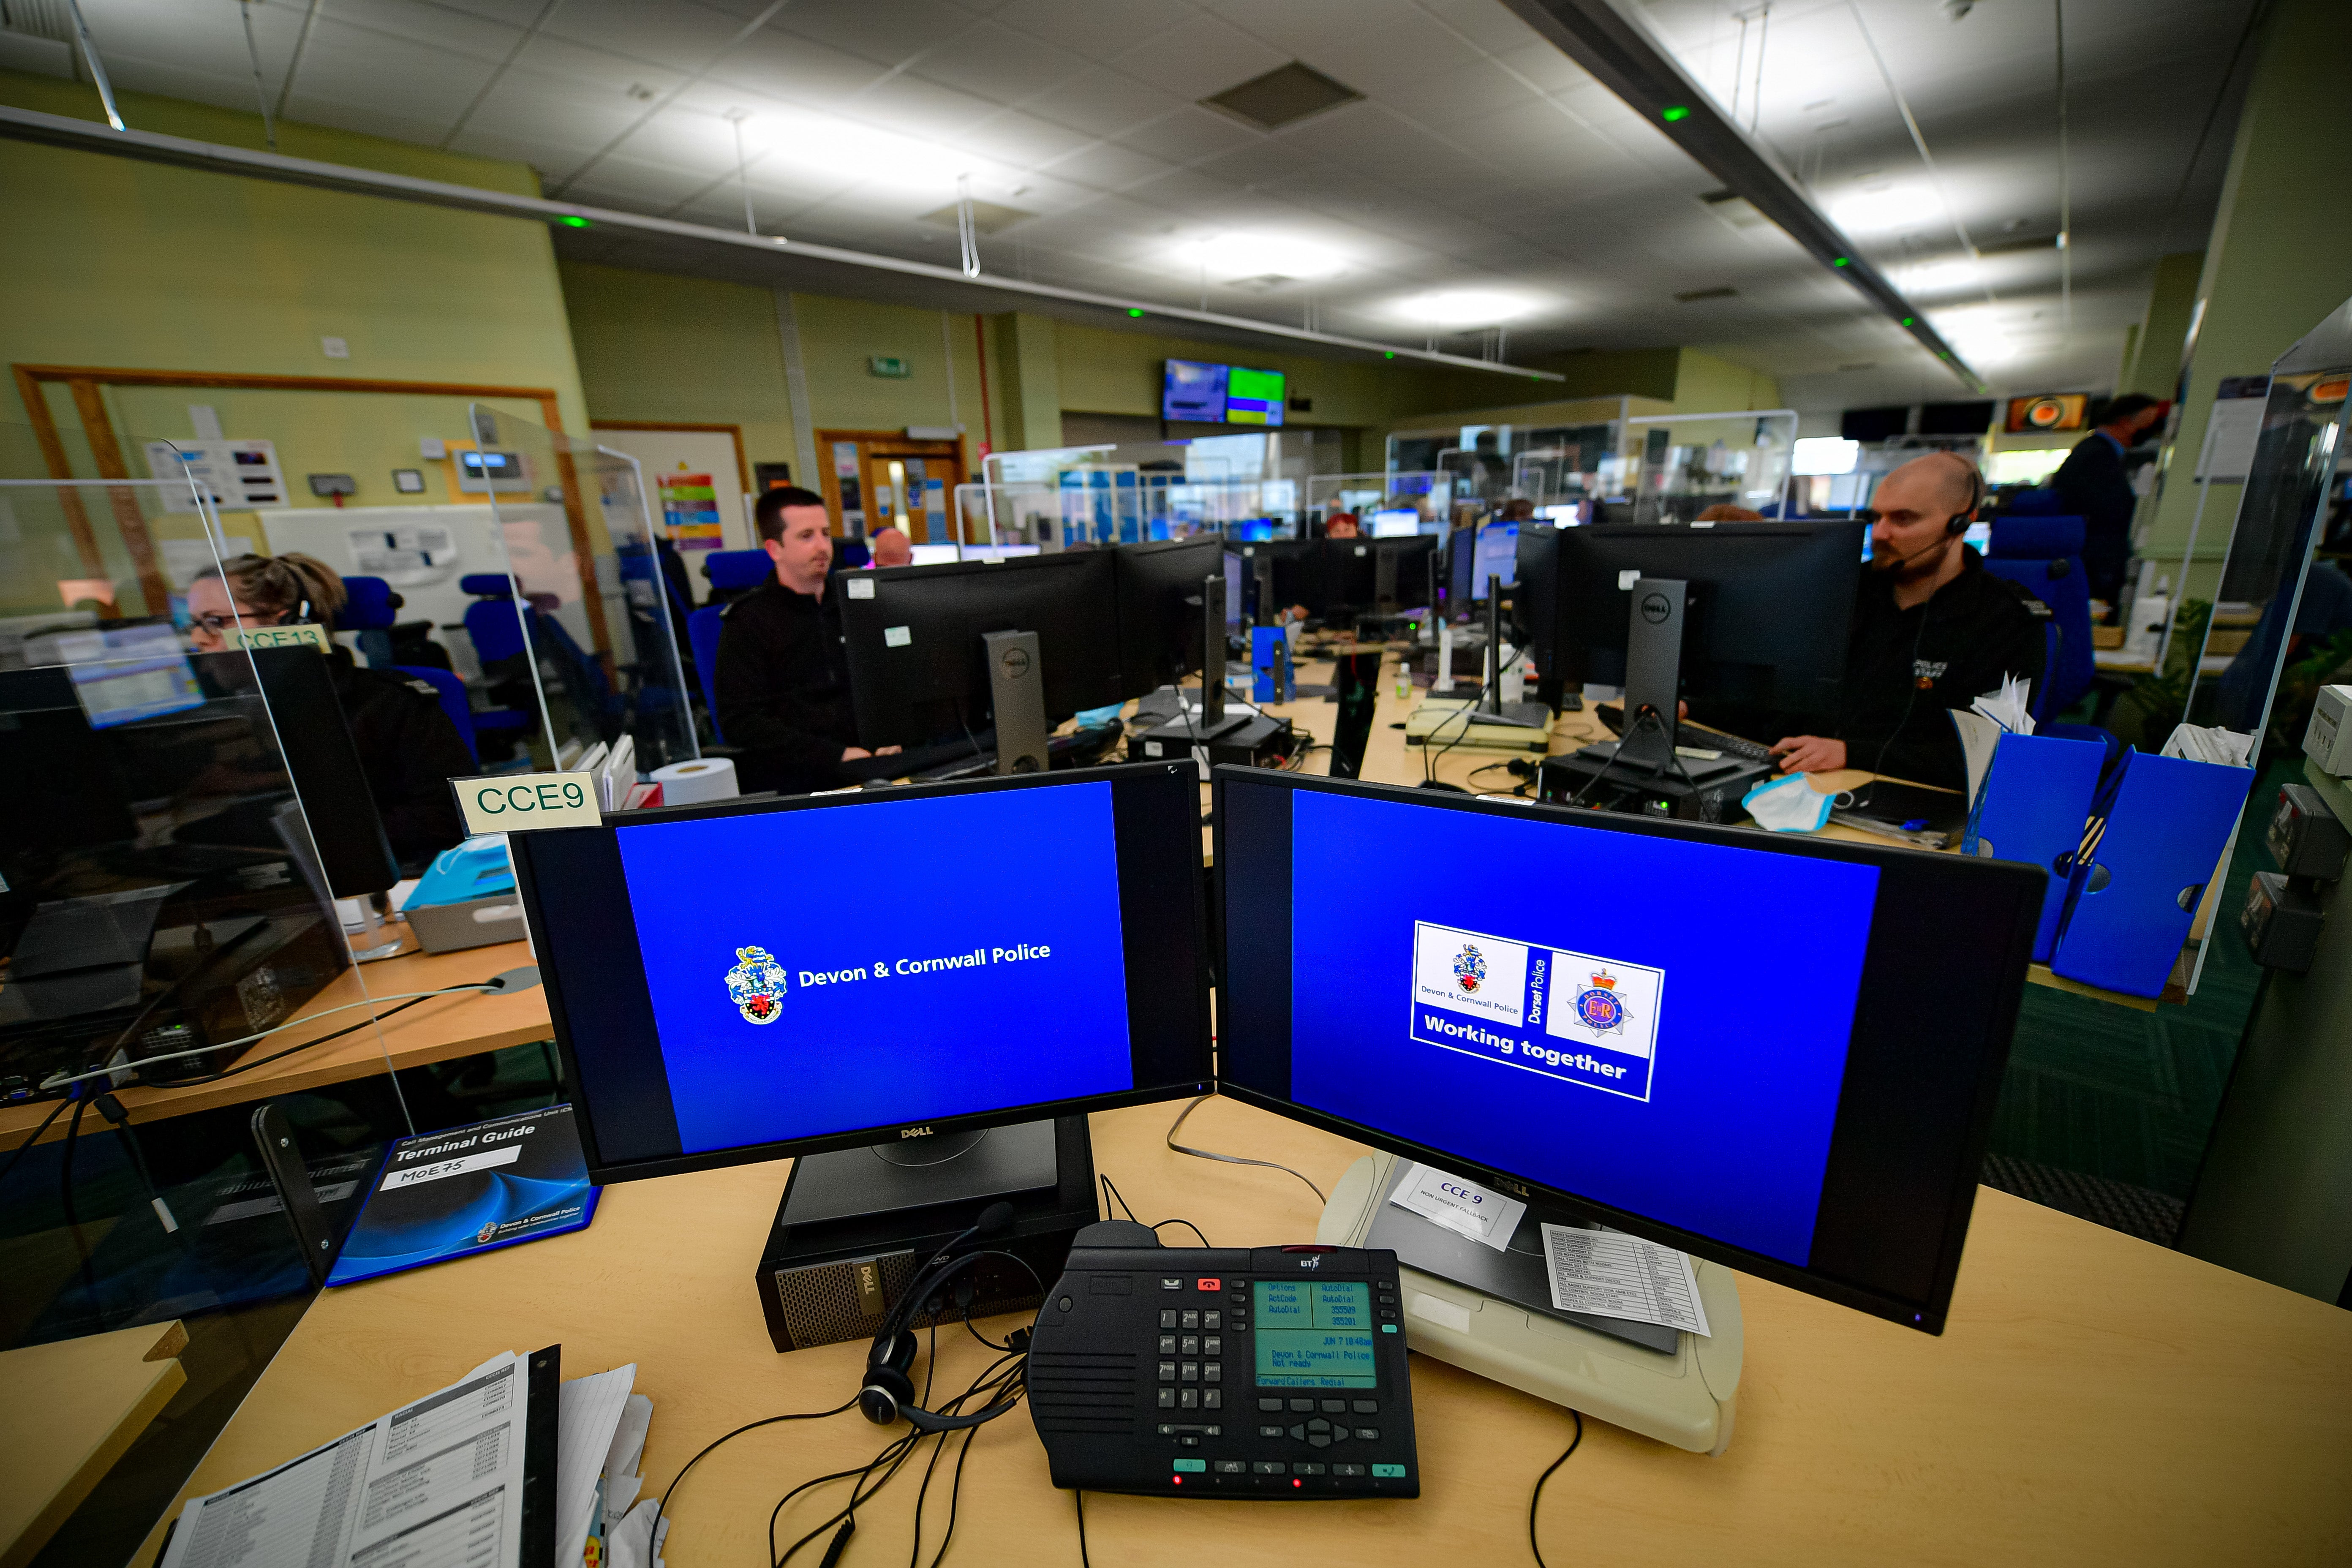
top-left (1983, 514), bottom-right (2095, 722)
top-left (339, 575), bottom-right (400, 667)
top-left (688, 605), bottom-right (728, 744)
top-left (701, 549), bottom-right (774, 604)
top-left (392, 664), bottom-right (479, 763)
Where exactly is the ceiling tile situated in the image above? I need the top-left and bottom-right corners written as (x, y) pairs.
top-left (952, 109), bottom-right (1098, 168)
top-left (541, 0), bottom-right (754, 73)
top-left (280, 19), bottom-right (499, 125)
top-left (1115, 105), bottom-right (1258, 165)
top-left (846, 73), bottom-right (1006, 139)
top-left (461, 67), bottom-right (650, 149)
top-left (418, 0), bottom-right (553, 25)
top-left (511, 33), bottom-right (687, 98)
top-left (1024, 66), bottom-right (1182, 139)
top-left (1383, 59), bottom-right (1539, 131)
top-left (1303, 14), bottom-right (1483, 99)
top-left (1108, 11), bottom-right (1288, 104)
top-left (906, 19), bottom-right (1089, 102)
top-left (705, 29), bottom-right (894, 104)
top-left (311, 0), bottom-right (526, 66)
top-left (770, 0), bottom-right (977, 66)
top-left (1413, 0), bottom-right (1542, 56)
top-left (991, 0), bottom-right (1178, 60)
top-left (1195, 0), bottom-right (1418, 60)
top-left (1036, 140), bottom-right (1175, 191)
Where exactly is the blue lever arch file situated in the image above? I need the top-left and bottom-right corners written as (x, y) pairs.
top-left (2050, 752), bottom-right (2252, 998)
top-left (1963, 733), bottom-right (2109, 962)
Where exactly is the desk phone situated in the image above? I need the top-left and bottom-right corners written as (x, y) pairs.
top-left (1026, 1221), bottom-right (1420, 1497)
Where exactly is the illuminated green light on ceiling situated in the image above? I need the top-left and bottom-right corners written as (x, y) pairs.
top-left (1901, 316), bottom-right (1914, 326)
top-left (560, 215), bottom-right (591, 228)
top-left (1127, 308), bottom-right (1145, 317)
top-left (1385, 351), bottom-right (1396, 359)
top-left (1832, 256), bottom-right (1848, 267)
top-left (1661, 106), bottom-right (1690, 122)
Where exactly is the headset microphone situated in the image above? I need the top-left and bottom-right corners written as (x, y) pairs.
top-left (858, 1201), bottom-right (1028, 1432)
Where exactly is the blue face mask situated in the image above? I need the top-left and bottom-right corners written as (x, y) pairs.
top-left (1742, 772), bottom-right (1832, 833)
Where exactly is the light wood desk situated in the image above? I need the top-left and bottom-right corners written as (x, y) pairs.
top-left (2, 1318), bottom-right (188, 1568)
top-left (0, 939), bottom-right (549, 1147)
top-left (130, 1099), bottom-right (2352, 1567)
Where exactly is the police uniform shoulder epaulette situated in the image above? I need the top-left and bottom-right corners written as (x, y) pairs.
top-left (404, 678), bottom-right (444, 699)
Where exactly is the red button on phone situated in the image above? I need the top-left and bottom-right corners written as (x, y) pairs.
top-left (1197, 1277), bottom-right (1222, 1291)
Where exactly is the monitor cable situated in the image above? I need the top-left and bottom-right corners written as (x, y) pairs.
top-left (1074, 1488), bottom-right (1091, 1568)
top-left (1098, 1172), bottom-right (1211, 1248)
top-left (1528, 1409), bottom-right (1585, 1568)
top-left (1165, 1094), bottom-right (1325, 1204)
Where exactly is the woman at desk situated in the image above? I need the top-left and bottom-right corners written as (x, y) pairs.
top-left (187, 553), bottom-right (472, 870)
top-left (1760, 454), bottom-right (2048, 792)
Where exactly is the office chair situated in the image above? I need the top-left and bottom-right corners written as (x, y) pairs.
top-left (688, 604), bottom-right (728, 744)
top-left (341, 575), bottom-right (452, 671)
top-left (1982, 513), bottom-right (2095, 722)
top-left (392, 664), bottom-right (480, 764)
top-left (457, 575), bottom-right (541, 753)
top-left (701, 549), bottom-right (774, 605)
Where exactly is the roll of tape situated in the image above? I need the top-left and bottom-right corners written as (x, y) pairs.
top-left (651, 757), bottom-right (739, 806)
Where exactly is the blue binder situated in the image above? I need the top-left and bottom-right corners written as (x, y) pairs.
top-left (1962, 733), bottom-right (2108, 962)
top-left (2050, 751), bottom-right (2253, 998)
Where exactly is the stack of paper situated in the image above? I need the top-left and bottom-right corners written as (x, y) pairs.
top-left (562, 1366), bottom-right (664, 1568)
top-left (2161, 723), bottom-right (2255, 768)
top-left (1951, 674), bottom-right (2037, 806)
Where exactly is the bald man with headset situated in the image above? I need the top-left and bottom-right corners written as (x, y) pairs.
top-left (1769, 452), bottom-right (2048, 792)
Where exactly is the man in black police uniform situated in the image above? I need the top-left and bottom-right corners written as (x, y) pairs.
top-left (2051, 392), bottom-right (2164, 606)
top-left (1770, 452), bottom-right (2048, 792)
top-left (713, 487), bottom-right (897, 794)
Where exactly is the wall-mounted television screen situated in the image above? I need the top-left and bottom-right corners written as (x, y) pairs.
top-left (1162, 360), bottom-right (1286, 427)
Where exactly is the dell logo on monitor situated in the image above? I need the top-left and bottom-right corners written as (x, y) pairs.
top-left (899, 1125), bottom-right (935, 1139)
top-left (1639, 592), bottom-right (1672, 624)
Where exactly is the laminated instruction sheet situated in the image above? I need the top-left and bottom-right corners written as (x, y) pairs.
top-left (1540, 1223), bottom-right (1712, 1337)
top-left (158, 1349), bottom-right (554, 1568)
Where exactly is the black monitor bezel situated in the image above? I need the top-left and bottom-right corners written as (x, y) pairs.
top-left (511, 761), bottom-right (1215, 1185)
top-left (1208, 766), bottom-right (2041, 1335)
top-left (1111, 536), bottom-right (1226, 697)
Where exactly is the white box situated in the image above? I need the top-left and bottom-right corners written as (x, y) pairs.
top-left (2306, 684), bottom-right (2352, 776)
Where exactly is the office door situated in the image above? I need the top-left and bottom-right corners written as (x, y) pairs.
top-left (817, 432), bottom-right (966, 542)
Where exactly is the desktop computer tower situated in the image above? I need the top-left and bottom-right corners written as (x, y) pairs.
top-left (754, 1116), bottom-right (1098, 1353)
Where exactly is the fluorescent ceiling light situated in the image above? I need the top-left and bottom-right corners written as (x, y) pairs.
top-left (739, 109), bottom-right (1005, 196)
top-left (1903, 259), bottom-right (1980, 293)
top-left (1393, 290), bottom-right (1540, 326)
top-left (1792, 437), bottom-right (1861, 476)
top-left (1829, 185), bottom-right (1945, 235)
top-left (1195, 234), bottom-right (1345, 280)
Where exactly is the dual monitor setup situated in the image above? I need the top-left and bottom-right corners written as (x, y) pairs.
top-left (514, 761), bottom-right (2044, 1491)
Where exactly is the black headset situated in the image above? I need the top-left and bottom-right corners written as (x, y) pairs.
top-left (858, 1201), bottom-right (1031, 1432)
top-left (1937, 450), bottom-right (1986, 536)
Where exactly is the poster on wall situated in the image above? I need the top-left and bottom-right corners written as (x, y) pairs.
top-left (2195, 376), bottom-right (2271, 482)
top-left (658, 471), bottom-right (724, 551)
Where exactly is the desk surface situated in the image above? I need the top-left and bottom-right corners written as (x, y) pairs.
top-left (131, 1099), bottom-right (2352, 1568)
top-left (3, 1319), bottom-right (187, 1568)
top-left (0, 939), bottom-right (549, 1146)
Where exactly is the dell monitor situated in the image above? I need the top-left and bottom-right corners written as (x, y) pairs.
top-left (1213, 770), bottom-right (2042, 1334)
top-left (834, 552), bottom-right (1123, 750)
top-left (1111, 536), bottom-right (1225, 697)
top-left (1233, 539), bottom-right (1325, 621)
top-left (510, 764), bottom-right (1214, 1334)
top-left (1544, 520), bottom-right (1864, 723)
top-left (1222, 550), bottom-right (1244, 629)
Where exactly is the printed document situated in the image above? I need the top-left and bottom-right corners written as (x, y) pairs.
top-left (1388, 1162), bottom-right (1528, 1251)
top-left (158, 1351), bottom-right (532, 1568)
top-left (1539, 1223), bottom-right (1711, 1337)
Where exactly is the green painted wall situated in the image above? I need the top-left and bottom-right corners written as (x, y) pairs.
top-left (561, 260), bottom-right (796, 469)
top-left (2122, 251), bottom-right (2206, 402)
top-left (0, 69), bottom-right (588, 615)
top-left (2145, 0), bottom-right (2352, 599)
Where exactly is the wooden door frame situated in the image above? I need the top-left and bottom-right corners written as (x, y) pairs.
top-left (587, 420), bottom-right (752, 494)
top-left (12, 364), bottom-right (610, 659)
top-left (813, 428), bottom-right (966, 539)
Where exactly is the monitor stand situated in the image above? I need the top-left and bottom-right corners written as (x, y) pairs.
top-left (754, 1115), bottom-right (1099, 1355)
top-left (1316, 1151), bottom-right (1742, 1456)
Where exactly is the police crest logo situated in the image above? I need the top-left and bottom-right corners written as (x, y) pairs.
top-left (1571, 971), bottom-right (1627, 1037)
top-left (726, 945), bottom-right (787, 1024)
top-left (476, 1222), bottom-right (499, 1244)
top-left (1453, 943), bottom-right (1486, 994)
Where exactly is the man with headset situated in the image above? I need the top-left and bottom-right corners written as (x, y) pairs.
top-left (1769, 452), bottom-right (2048, 791)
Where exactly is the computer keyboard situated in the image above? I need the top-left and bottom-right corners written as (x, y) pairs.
top-left (1596, 704), bottom-right (1775, 763)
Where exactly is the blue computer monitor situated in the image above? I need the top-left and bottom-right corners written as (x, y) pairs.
top-left (515, 765), bottom-right (1215, 1182)
top-left (1212, 771), bottom-right (2043, 1334)
top-left (1471, 520), bottom-right (1518, 598)
top-left (1369, 509), bottom-right (1420, 538)
top-left (38, 623), bottom-right (205, 728)
top-left (1163, 359), bottom-right (1228, 422)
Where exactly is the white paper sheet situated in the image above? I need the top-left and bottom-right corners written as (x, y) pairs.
top-left (1539, 1224), bottom-right (1711, 1337)
top-left (1388, 1163), bottom-right (1528, 1251)
top-left (601, 1394), bottom-right (654, 1531)
top-left (558, 1364), bottom-right (637, 1568)
top-left (159, 1352), bottom-right (531, 1568)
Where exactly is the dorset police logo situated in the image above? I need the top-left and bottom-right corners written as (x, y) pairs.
top-left (475, 1222), bottom-right (499, 1244)
top-left (725, 945), bottom-right (787, 1024)
top-left (1453, 944), bottom-right (1487, 994)
top-left (1572, 971), bottom-right (1627, 1036)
